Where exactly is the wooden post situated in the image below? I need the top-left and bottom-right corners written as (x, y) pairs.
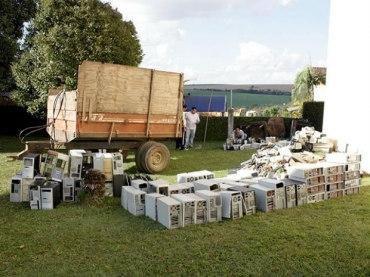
top-left (228, 108), bottom-right (234, 138)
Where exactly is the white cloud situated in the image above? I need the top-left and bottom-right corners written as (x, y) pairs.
top-left (104, 0), bottom-right (326, 85)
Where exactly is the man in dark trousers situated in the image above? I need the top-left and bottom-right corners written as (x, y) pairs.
top-left (176, 104), bottom-right (188, 150)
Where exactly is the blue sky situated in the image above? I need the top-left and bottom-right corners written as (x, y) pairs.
top-left (106, 0), bottom-right (330, 84)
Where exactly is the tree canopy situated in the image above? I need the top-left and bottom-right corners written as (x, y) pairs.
top-left (292, 66), bottom-right (326, 102)
top-left (12, 0), bottom-right (144, 117)
top-left (0, 0), bottom-right (37, 94)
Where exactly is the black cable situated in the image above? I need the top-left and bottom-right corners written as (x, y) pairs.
top-left (18, 89), bottom-right (67, 144)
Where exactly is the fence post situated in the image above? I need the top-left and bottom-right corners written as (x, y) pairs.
top-left (227, 108), bottom-right (234, 138)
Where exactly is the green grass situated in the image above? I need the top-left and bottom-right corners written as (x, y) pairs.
top-left (1, 136), bottom-right (370, 277)
top-left (185, 89), bottom-right (292, 109)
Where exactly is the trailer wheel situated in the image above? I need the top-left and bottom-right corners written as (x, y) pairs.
top-left (135, 141), bottom-right (156, 172)
top-left (142, 143), bottom-right (170, 174)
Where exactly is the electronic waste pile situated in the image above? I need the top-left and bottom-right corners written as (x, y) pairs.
top-left (9, 126), bottom-right (362, 229)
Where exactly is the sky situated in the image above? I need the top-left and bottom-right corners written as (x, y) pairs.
top-left (106, 0), bottom-right (330, 85)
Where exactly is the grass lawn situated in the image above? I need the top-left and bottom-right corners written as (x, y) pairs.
top-left (1, 136), bottom-right (370, 277)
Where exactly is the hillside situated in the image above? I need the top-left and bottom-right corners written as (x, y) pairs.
top-left (184, 84), bottom-right (294, 92)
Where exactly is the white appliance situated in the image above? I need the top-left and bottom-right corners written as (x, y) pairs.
top-left (69, 150), bottom-right (86, 178)
top-left (219, 191), bottom-right (244, 219)
top-left (121, 186), bottom-right (138, 210)
top-left (131, 179), bottom-right (149, 193)
top-left (193, 179), bottom-right (221, 192)
top-left (157, 196), bottom-right (182, 229)
top-left (186, 193), bottom-right (208, 224)
top-left (40, 181), bottom-right (61, 210)
top-left (148, 179), bottom-right (169, 196)
top-left (171, 194), bottom-right (197, 226)
top-left (127, 189), bottom-right (146, 216)
top-left (168, 184), bottom-right (191, 195)
top-left (257, 178), bottom-right (286, 210)
top-left (194, 190), bottom-right (222, 222)
top-left (51, 152), bottom-right (69, 182)
top-left (227, 186), bottom-right (256, 215)
top-left (145, 193), bottom-right (166, 221)
top-left (62, 177), bottom-right (75, 202)
top-left (112, 152), bottom-right (124, 197)
top-left (249, 184), bottom-right (276, 212)
top-left (10, 174), bottom-right (22, 202)
top-left (22, 153), bottom-right (40, 178)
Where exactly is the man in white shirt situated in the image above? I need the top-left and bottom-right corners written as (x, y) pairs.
top-left (176, 104), bottom-right (187, 150)
top-left (185, 106), bottom-right (200, 149)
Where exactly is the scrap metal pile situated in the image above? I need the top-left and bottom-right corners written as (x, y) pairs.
top-left (233, 126), bottom-right (337, 179)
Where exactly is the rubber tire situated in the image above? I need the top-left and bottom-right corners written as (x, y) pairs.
top-left (135, 141), bottom-right (156, 173)
top-left (142, 142), bottom-right (170, 174)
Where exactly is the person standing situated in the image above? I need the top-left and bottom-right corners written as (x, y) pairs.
top-left (185, 106), bottom-right (200, 149)
top-left (176, 104), bottom-right (187, 150)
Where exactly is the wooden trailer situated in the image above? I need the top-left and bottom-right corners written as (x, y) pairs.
top-left (15, 61), bottom-right (185, 173)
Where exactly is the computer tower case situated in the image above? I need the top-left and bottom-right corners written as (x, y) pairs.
top-left (327, 190), bottom-right (344, 199)
top-left (121, 186), bottom-right (138, 210)
top-left (69, 150), bottom-right (85, 179)
top-left (193, 179), bottom-right (221, 192)
top-left (103, 153), bottom-right (113, 180)
top-left (104, 180), bottom-right (113, 197)
top-left (168, 183), bottom-right (191, 195)
top-left (344, 186), bottom-right (360, 195)
top-left (29, 179), bottom-right (47, 209)
top-left (157, 196), bottom-right (182, 229)
top-left (51, 152), bottom-right (69, 182)
top-left (176, 172), bottom-right (199, 183)
top-left (325, 153), bottom-right (361, 163)
top-left (344, 170), bottom-right (361, 181)
top-left (10, 174), bottom-right (22, 202)
top-left (344, 178), bottom-right (361, 188)
top-left (41, 181), bottom-right (61, 210)
top-left (112, 152), bottom-right (124, 198)
top-left (287, 164), bottom-right (324, 179)
top-left (92, 152), bottom-right (103, 170)
top-left (279, 178), bottom-right (299, 208)
top-left (42, 150), bottom-right (58, 178)
top-left (194, 190), bottom-right (222, 222)
top-left (145, 193), bottom-right (166, 221)
top-left (249, 184), bottom-right (276, 212)
top-left (131, 179), bottom-right (149, 193)
top-left (179, 182), bottom-right (195, 193)
top-left (81, 152), bottom-right (93, 179)
top-left (227, 186), bottom-right (256, 215)
top-left (257, 178), bottom-right (286, 210)
top-left (307, 193), bottom-right (327, 204)
top-left (62, 177), bottom-right (75, 202)
top-left (307, 184), bottom-right (326, 196)
top-left (127, 189), bottom-right (146, 216)
top-left (315, 162), bottom-right (344, 175)
top-left (193, 170), bottom-right (215, 179)
top-left (219, 191), bottom-right (244, 219)
top-left (22, 178), bottom-right (34, 202)
top-left (171, 194), bottom-right (197, 226)
top-left (148, 179), bottom-right (170, 196)
top-left (22, 153), bottom-right (40, 179)
top-left (219, 183), bottom-right (234, 191)
top-left (74, 179), bottom-right (83, 202)
top-left (186, 193), bottom-right (208, 224)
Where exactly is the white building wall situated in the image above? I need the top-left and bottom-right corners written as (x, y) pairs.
top-left (313, 84), bottom-right (327, 102)
top-left (323, 1), bottom-right (370, 173)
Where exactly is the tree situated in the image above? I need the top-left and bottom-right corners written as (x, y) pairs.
top-left (292, 66), bottom-right (326, 102)
top-left (0, 0), bottom-right (37, 94)
top-left (12, 0), bottom-right (144, 117)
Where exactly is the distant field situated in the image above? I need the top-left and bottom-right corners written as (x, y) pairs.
top-left (185, 83), bottom-right (294, 91)
top-left (184, 89), bottom-right (292, 109)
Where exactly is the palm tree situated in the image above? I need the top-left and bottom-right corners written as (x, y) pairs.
top-left (292, 66), bottom-right (326, 102)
